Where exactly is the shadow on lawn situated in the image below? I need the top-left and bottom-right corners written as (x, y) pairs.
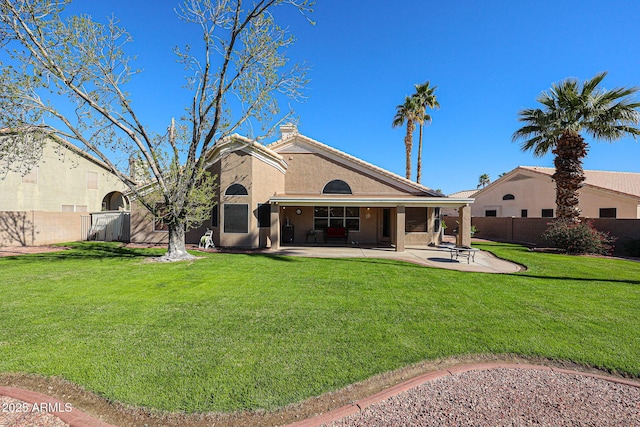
top-left (1, 242), bottom-right (158, 261)
top-left (510, 273), bottom-right (640, 286)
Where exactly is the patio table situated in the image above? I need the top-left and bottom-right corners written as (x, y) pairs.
top-left (438, 244), bottom-right (479, 263)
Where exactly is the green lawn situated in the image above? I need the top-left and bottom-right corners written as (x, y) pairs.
top-left (0, 241), bottom-right (639, 413)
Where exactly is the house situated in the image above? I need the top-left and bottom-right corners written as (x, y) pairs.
top-left (0, 131), bottom-right (130, 213)
top-left (0, 130), bottom-right (131, 245)
top-left (471, 166), bottom-right (640, 219)
top-left (443, 189), bottom-right (477, 217)
top-left (130, 125), bottom-right (475, 251)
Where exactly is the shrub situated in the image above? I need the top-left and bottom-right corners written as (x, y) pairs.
top-left (541, 219), bottom-right (616, 255)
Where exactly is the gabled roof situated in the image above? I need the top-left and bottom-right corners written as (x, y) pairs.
top-left (475, 166), bottom-right (640, 199)
top-left (0, 127), bottom-right (135, 184)
top-left (448, 189), bottom-right (477, 199)
top-left (267, 131), bottom-right (443, 197)
top-left (206, 133), bottom-right (288, 174)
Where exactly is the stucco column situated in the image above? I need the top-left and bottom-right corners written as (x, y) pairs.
top-left (457, 204), bottom-right (471, 247)
top-left (270, 203), bottom-right (280, 250)
top-left (395, 205), bottom-right (405, 252)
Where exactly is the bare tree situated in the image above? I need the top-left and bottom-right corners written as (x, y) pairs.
top-left (0, 0), bottom-right (312, 260)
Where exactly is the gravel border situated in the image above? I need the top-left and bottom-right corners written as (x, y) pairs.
top-left (320, 367), bottom-right (640, 427)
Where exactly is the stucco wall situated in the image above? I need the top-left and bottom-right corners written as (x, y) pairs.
top-left (0, 138), bottom-right (128, 212)
top-left (281, 152), bottom-right (407, 195)
top-left (252, 154), bottom-right (285, 247)
top-left (445, 215), bottom-right (640, 255)
top-left (0, 211), bottom-right (85, 246)
top-left (192, 150), bottom-right (286, 248)
top-left (129, 201), bottom-right (169, 244)
top-left (473, 170), bottom-right (639, 218)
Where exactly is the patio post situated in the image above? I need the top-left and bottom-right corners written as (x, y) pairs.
top-left (270, 203), bottom-right (280, 250)
top-left (457, 204), bottom-right (471, 247)
top-left (395, 205), bottom-right (405, 252)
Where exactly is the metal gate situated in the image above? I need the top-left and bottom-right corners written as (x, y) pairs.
top-left (86, 211), bottom-right (130, 242)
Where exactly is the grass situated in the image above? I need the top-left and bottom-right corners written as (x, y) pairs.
top-left (0, 241), bottom-right (639, 413)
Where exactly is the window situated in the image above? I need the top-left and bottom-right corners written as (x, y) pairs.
top-left (521, 209), bottom-right (528, 218)
top-left (406, 207), bottom-right (428, 232)
top-left (322, 180), bottom-right (352, 194)
top-left (313, 206), bottom-right (359, 230)
top-left (502, 194), bottom-right (515, 200)
top-left (485, 210), bottom-right (497, 217)
top-left (599, 208), bottom-right (617, 218)
top-left (211, 204), bottom-right (219, 227)
top-left (257, 203), bottom-right (271, 228)
top-left (154, 203), bottom-right (169, 232)
top-left (224, 204), bottom-right (248, 233)
top-left (225, 183), bottom-right (248, 196)
top-left (63, 205), bottom-right (87, 212)
top-left (87, 171), bottom-right (98, 189)
top-left (541, 209), bottom-right (554, 218)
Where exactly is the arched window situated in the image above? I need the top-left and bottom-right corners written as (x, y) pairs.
top-left (225, 183), bottom-right (248, 196)
top-left (502, 194), bottom-right (515, 200)
top-left (322, 179), bottom-right (352, 194)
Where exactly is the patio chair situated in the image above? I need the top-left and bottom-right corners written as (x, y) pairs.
top-left (199, 229), bottom-right (215, 249)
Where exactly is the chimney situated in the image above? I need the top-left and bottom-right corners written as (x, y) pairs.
top-left (280, 123), bottom-right (298, 140)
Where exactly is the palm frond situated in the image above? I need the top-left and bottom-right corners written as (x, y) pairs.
top-left (514, 71), bottom-right (640, 156)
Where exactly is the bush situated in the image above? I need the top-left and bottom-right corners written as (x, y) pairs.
top-left (623, 239), bottom-right (640, 257)
top-left (541, 219), bottom-right (616, 255)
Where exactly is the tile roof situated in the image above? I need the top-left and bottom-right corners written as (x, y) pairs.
top-left (520, 166), bottom-right (640, 198)
top-left (448, 189), bottom-right (477, 199)
top-left (268, 133), bottom-right (443, 197)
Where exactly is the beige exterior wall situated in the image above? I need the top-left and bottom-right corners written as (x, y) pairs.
top-left (473, 169), bottom-right (640, 219)
top-left (0, 211), bottom-right (85, 246)
top-left (129, 201), bottom-right (169, 244)
top-left (251, 153), bottom-right (285, 248)
top-left (281, 152), bottom-right (407, 195)
top-left (0, 138), bottom-right (128, 213)
top-left (179, 150), bottom-right (287, 248)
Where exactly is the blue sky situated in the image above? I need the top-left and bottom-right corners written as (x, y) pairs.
top-left (64, 0), bottom-right (640, 194)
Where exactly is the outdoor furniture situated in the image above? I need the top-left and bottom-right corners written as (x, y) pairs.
top-left (439, 243), bottom-right (479, 263)
top-left (199, 229), bottom-right (214, 249)
top-left (325, 226), bottom-right (348, 243)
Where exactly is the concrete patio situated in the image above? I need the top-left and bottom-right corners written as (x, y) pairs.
top-left (271, 243), bottom-right (523, 274)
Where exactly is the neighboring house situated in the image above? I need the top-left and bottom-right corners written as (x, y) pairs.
top-left (443, 189), bottom-right (477, 217)
top-left (0, 132), bottom-right (130, 213)
top-left (471, 166), bottom-right (640, 219)
top-left (0, 131), bottom-right (131, 246)
top-left (130, 125), bottom-right (475, 251)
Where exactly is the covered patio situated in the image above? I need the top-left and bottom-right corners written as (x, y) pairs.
top-left (268, 195), bottom-right (475, 252)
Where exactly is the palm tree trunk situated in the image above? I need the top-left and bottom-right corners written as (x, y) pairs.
top-left (416, 123), bottom-right (423, 184)
top-left (552, 131), bottom-right (588, 222)
top-left (405, 120), bottom-right (414, 180)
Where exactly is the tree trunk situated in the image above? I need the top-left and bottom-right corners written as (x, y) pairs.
top-left (405, 120), bottom-right (414, 180)
top-left (552, 131), bottom-right (588, 222)
top-left (161, 222), bottom-right (196, 261)
top-left (416, 123), bottom-right (423, 184)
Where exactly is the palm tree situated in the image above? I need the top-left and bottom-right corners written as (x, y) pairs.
top-left (512, 71), bottom-right (640, 222)
top-left (477, 173), bottom-right (490, 188)
top-left (392, 95), bottom-right (422, 180)
top-left (413, 82), bottom-right (439, 183)
top-left (413, 81), bottom-right (440, 184)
